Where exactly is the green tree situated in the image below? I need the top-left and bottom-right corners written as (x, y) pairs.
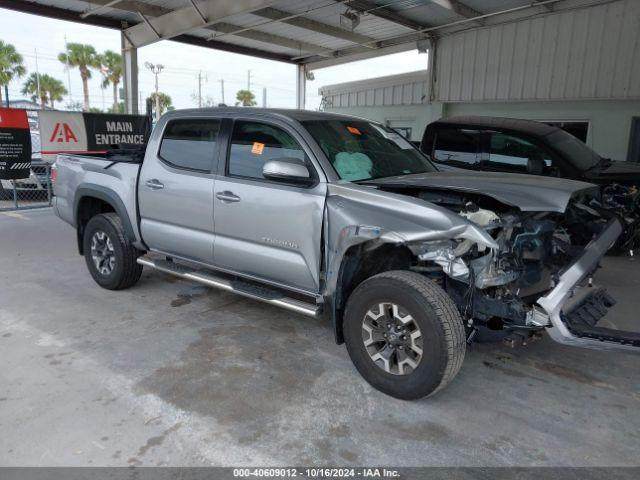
top-left (22, 73), bottom-right (48, 108)
top-left (147, 92), bottom-right (173, 117)
top-left (99, 50), bottom-right (122, 113)
top-left (109, 101), bottom-right (125, 114)
top-left (235, 89), bottom-right (256, 107)
top-left (58, 43), bottom-right (101, 111)
top-left (0, 40), bottom-right (26, 104)
top-left (42, 75), bottom-right (67, 108)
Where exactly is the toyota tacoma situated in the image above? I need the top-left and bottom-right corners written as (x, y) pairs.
top-left (53, 109), bottom-right (638, 400)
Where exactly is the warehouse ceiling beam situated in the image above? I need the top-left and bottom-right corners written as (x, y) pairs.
top-left (304, 0), bottom-right (564, 69)
top-left (79, 0), bottom-right (170, 18)
top-left (252, 7), bottom-right (376, 45)
top-left (344, 0), bottom-right (429, 31)
top-left (207, 22), bottom-right (332, 56)
top-left (427, 0), bottom-right (482, 19)
top-left (122, 0), bottom-right (278, 48)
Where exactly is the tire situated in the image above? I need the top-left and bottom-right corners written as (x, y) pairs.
top-left (83, 213), bottom-right (143, 290)
top-left (343, 270), bottom-right (466, 400)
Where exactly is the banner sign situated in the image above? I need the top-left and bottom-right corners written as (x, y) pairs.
top-left (0, 108), bottom-right (32, 180)
top-left (39, 111), bottom-right (150, 161)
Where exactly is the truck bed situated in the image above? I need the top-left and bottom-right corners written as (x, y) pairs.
top-left (53, 153), bottom-right (143, 245)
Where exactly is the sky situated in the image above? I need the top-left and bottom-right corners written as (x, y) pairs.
top-left (0, 7), bottom-right (427, 111)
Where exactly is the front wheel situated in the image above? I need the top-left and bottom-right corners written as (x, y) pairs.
top-left (343, 271), bottom-right (466, 400)
top-left (83, 213), bottom-right (143, 290)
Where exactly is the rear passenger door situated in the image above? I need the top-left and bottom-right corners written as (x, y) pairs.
top-left (139, 117), bottom-right (221, 264)
top-left (212, 119), bottom-right (326, 293)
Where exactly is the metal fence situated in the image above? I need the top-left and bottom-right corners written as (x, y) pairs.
top-left (0, 162), bottom-right (53, 211)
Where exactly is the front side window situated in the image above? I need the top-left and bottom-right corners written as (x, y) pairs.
top-left (227, 121), bottom-right (308, 180)
top-left (159, 119), bottom-right (220, 171)
top-left (303, 120), bottom-right (435, 182)
top-left (433, 128), bottom-right (481, 166)
top-left (488, 131), bottom-right (552, 170)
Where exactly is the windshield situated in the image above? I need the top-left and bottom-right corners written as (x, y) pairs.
top-left (302, 120), bottom-right (436, 181)
top-left (545, 129), bottom-right (601, 171)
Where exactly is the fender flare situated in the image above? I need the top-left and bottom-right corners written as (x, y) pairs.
top-left (73, 184), bottom-right (137, 254)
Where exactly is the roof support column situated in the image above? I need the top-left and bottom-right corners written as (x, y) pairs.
top-left (296, 64), bottom-right (306, 110)
top-left (121, 30), bottom-right (138, 114)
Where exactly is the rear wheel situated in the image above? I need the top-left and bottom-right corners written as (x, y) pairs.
top-left (343, 270), bottom-right (466, 400)
top-left (83, 213), bottom-right (143, 290)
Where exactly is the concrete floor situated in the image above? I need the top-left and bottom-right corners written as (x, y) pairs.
top-left (1, 208), bottom-right (639, 467)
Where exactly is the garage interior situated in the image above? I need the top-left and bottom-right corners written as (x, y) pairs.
top-left (1, 0), bottom-right (639, 469)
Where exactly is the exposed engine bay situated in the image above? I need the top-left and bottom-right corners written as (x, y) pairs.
top-left (598, 183), bottom-right (640, 252)
top-left (377, 185), bottom-right (614, 340)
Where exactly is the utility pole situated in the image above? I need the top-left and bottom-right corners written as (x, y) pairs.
top-left (34, 48), bottom-right (42, 110)
top-left (262, 87), bottom-right (267, 108)
top-left (144, 62), bottom-right (164, 122)
top-left (196, 71), bottom-right (207, 108)
top-left (219, 79), bottom-right (225, 105)
top-left (247, 70), bottom-right (252, 92)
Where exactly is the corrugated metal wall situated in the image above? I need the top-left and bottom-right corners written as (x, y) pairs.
top-left (319, 72), bottom-right (428, 109)
top-left (436, 0), bottom-right (640, 102)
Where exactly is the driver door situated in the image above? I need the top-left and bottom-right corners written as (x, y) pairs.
top-left (212, 119), bottom-right (326, 293)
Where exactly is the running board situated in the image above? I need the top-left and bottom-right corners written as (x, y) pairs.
top-left (137, 256), bottom-right (321, 318)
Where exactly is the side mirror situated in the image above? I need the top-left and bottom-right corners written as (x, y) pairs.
top-left (262, 158), bottom-right (314, 185)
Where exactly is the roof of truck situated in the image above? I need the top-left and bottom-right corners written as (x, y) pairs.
top-left (430, 116), bottom-right (559, 137)
top-left (164, 107), bottom-right (371, 123)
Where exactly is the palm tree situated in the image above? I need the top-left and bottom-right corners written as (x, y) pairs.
top-left (58, 43), bottom-right (100, 111)
top-left (235, 89), bottom-right (256, 107)
top-left (99, 50), bottom-right (122, 113)
top-left (22, 73), bottom-right (48, 108)
top-left (147, 92), bottom-right (173, 117)
top-left (42, 75), bottom-right (67, 108)
top-left (0, 40), bottom-right (26, 104)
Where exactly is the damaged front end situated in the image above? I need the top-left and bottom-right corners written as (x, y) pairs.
top-left (408, 194), bottom-right (638, 350)
top-left (326, 179), bottom-right (639, 352)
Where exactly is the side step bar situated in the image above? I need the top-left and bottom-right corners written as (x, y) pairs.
top-left (137, 256), bottom-right (321, 318)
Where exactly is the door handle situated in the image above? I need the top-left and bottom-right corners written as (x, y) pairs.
top-left (145, 179), bottom-right (164, 190)
top-left (216, 191), bottom-right (241, 203)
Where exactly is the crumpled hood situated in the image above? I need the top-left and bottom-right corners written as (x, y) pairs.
top-left (366, 171), bottom-right (599, 212)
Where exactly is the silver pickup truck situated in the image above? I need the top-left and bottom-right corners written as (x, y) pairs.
top-left (53, 108), bottom-right (638, 399)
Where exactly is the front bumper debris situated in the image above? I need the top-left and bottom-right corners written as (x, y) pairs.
top-left (535, 219), bottom-right (639, 352)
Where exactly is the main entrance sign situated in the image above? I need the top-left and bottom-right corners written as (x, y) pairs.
top-left (39, 111), bottom-right (150, 162)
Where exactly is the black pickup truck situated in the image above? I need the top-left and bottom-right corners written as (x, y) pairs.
top-left (420, 116), bottom-right (640, 252)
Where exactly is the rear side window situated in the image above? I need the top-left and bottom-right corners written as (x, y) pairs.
top-left (488, 131), bottom-right (552, 169)
top-left (433, 128), bottom-right (481, 166)
top-left (159, 119), bottom-right (220, 171)
top-left (227, 121), bottom-right (307, 180)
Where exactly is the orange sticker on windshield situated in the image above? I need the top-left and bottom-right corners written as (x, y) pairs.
top-left (251, 142), bottom-right (265, 155)
top-left (347, 126), bottom-right (361, 135)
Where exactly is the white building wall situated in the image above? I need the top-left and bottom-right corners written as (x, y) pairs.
top-left (319, 71), bottom-right (430, 110)
top-left (436, 0), bottom-right (640, 102)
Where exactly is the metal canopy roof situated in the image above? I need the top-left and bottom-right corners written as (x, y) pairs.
top-left (2, 0), bottom-right (566, 68)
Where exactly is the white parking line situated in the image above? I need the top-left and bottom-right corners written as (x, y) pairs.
top-left (0, 211), bottom-right (30, 220)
